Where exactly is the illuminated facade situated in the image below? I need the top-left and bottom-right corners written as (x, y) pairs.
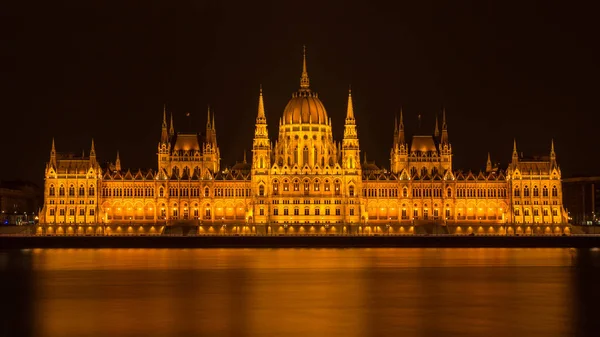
top-left (39, 49), bottom-right (569, 235)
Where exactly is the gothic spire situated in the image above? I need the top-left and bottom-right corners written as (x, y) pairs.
top-left (90, 138), bottom-right (96, 157)
top-left (486, 152), bottom-right (492, 172)
top-left (345, 87), bottom-right (355, 121)
top-left (512, 139), bottom-right (519, 163)
top-left (169, 113), bottom-right (174, 136)
top-left (398, 107), bottom-right (405, 144)
top-left (434, 115), bottom-right (440, 137)
top-left (300, 45), bottom-right (310, 90)
top-left (162, 104), bottom-right (167, 127)
top-left (440, 108), bottom-right (449, 144)
top-left (115, 151), bottom-right (121, 171)
top-left (206, 105), bottom-right (211, 129)
top-left (257, 85), bottom-right (266, 121)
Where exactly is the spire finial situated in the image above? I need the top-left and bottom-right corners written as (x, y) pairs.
top-left (442, 107), bottom-right (447, 129)
top-left (551, 139), bottom-right (555, 153)
top-left (162, 104), bottom-right (167, 126)
top-left (257, 85), bottom-right (266, 120)
top-left (115, 151), bottom-right (121, 171)
top-left (169, 113), bottom-right (174, 136)
top-left (434, 115), bottom-right (440, 137)
top-left (51, 137), bottom-right (56, 152)
top-left (346, 87), bottom-right (355, 120)
top-left (243, 150), bottom-right (247, 163)
top-left (90, 138), bottom-right (96, 154)
top-left (399, 107), bottom-right (404, 128)
top-left (300, 45), bottom-right (310, 90)
top-left (513, 138), bottom-right (517, 152)
top-left (206, 105), bottom-right (211, 129)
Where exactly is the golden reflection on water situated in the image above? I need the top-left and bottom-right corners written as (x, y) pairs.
top-left (25, 248), bottom-right (576, 337)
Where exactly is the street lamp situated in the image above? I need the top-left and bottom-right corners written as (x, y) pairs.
top-left (386, 223), bottom-right (390, 235)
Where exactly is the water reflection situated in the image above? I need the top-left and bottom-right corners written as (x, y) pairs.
top-left (0, 248), bottom-right (598, 337)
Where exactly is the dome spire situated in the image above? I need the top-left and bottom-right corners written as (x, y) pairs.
top-left (300, 45), bottom-right (310, 91)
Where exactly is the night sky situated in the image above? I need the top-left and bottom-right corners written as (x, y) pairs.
top-left (2, 1), bottom-right (598, 187)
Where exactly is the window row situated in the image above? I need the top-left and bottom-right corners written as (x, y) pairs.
top-left (102, 187), bottom-right (155, 197)
top-left (514, 208), bottom-right (559, 216)
top-left (49, 185), bottom-right (95, 197)
top-left (49, 209), bottom-right (95, 216)
top-left (514, 185), bottom-right (558, 197)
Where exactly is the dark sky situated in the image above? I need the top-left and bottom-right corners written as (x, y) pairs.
top-left (2, 1), bottom-right (598, 186)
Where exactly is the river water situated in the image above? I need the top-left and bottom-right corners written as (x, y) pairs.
top-left (1, 248), bottom-right (599, 337)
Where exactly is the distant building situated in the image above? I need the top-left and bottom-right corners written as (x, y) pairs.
top-left (562, 177), bottom-right (600, 225)
top-left (38, 48), bottom-right (569, 235)
top-left (0, 180), bottom-right (41, 225)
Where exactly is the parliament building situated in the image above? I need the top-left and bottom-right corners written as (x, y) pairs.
top-left (38, 49), bottom-right (570, 236)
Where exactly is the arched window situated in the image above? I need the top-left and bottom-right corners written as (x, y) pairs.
top-left (159, 187), bottom-right (164, 197)
top-left (334, 180), bottom-right (341, 195)
top-left (314, 179), bottom-right (320, 191)
top-left (88, 186), bottom-right (95, 196)
top-left (303, 180), bottom-right (310, 194)
top-left (79, 185), bottom-right (85, 196)
top-left (420, 167), bottom-right (428, 177)
top-left (293, 179), bottom-right (299, 191)
top-left (172, 167), bottom-right (180, 177)
top-left (447, 187), bottom-right (452, 198)
top-left (324, 180), bottom-right (330, 191)
top-left (293, 146), bottom-right (298, 164)
top-left (523, 185), bottom-right (530, 197)
top-left (273, 181), bottom-right (279, 195)
top-left (514, 186), bottom-right (520, 197)
top-left (542, 186), bottom-right (548, 197)
top-left (49, 185), bottom-right (55, 196)
top-left (259, 185), bottom-right (265, 196)
top-left (182, 166), bottom-right (190, 177)
top-left (283, 180), bottom-right (289, 191)
top-left (303, 146), bottom-right (309, 165)
top-left (68, 185), bottom-right (75, 196)
top-left (204, 187), bottom-right (210, 197)
top-left (403, 187), bottom-right (408, 197)
top-left (533, 186), bottom-right (539, 197)
top-left (552, 185), bottom-right (558, 197)
top-left (349, 185), bottom-right (355, 197)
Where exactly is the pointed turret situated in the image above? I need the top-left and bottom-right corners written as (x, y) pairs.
top-left (243, 150), bottom-right (247, 164)
top-left (161, 105), bottom-right (169, 143)
top-left (434, 115), bottom-right (440, 138)
top-left (299, 45), bottom-right (310, 91)
top-left (486, 152), bottom-right (492, 173)
top-left (115, 151), bottom-right (121, 171)
top-left (398, 108), bottom-right (405, 145)
top-left (342, 87), bottom-right (360, 171)
top-left (252, 86), bottom-right (271, 176)
top-left (169, 113), bottom-right (174, 137)
top-left (346, 86), bottom-right (355, 121)
top-left (440, 108), bottom-right (449, 144)
top-left (206, 105), bottom-right (212, 129)
top-left (90, 138), bottom-right (96, 164)
top-left (512, 139), bottom-right (519, 164)
top-left (257, 84), bottom-right (266, 121)
top-left (550, 139), bottom-right (557, 167)
top-left (50, 138), bottom-right (56, 167)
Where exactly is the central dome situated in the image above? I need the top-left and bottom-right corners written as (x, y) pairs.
top-left (282, 91), bottom-right (328, 125)
top-left (281, 46), bottom-right (329, 125)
